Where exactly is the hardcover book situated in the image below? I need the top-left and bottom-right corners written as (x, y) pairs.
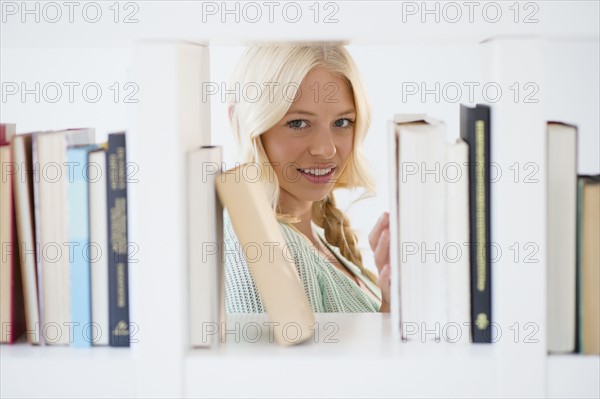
top-left (188, 146), bottom-right (223, 347)
top-left (547, 122), bottom-right (577, 353)
top-left (67, 144), bottom-right (98, 347)
top-left (11, 133), bottom-right (41, 344)
top-left (460, 104), bottom-right (492, 343)
top-left (106, 132), bottom-right (130, 347)
top-left (88, 147), bottom-right (109, 346)
top-left (390, 114), bottom-right (448, 342)
top-left (215, 164), bottom-right (315, 346)
top-left (577, 175), bottom-right (600, 355)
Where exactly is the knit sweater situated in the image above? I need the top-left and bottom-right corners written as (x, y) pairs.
top-left (224, 212), bottom-right (382, 313)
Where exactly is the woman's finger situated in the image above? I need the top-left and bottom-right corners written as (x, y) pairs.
top-left (373, 228), bottom-right (390, 271)
top-left (368, 211), bottom-right (390, 251)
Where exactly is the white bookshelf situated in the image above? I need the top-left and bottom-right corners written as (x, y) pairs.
top-left (1, 2), bottom-right (599, 398)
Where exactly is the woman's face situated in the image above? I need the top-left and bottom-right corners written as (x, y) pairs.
top-left (261, 66), bottom-right (355, 207)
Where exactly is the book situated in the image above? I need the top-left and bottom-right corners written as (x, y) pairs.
top-left (577, 175), bottom-right (600, 355)
top-left (106, 132), bottom-right (130, 347)
top-left (445, 138), bottom-right (471, 344)
top-left (215, 164), bottom-right (315, 346)
top-left (0, 128), bottom-right (26, 343)
top-left (0, 124), bottom-right (16, 144)
top-left (11, 133), bottom-right (42, 344)
top-left (67, 144), bottom-right (98, 347)
top-left (32, 128), bottom-right (95, 345)
top-left (460, 104), bottom-right (492, 343)
top-left (546, 122), bottom-right (577, 353)
top-left (88, 147), bottom-right (109, 346)
top-left (188, 146), bottom-right (223, 347)
top-left (390, 114), bottom-right (447, 342)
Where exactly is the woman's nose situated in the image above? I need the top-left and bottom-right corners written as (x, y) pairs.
top-left (308, 129), bottom-right (337, 159)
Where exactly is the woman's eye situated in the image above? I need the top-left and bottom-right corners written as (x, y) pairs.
top-left (287, 119), bottom-right (308, 130)
top-left (334, 118), bottom-right (354, 129)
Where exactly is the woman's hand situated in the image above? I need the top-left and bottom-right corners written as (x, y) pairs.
top-left (368, 212), bottom-right (391, 313)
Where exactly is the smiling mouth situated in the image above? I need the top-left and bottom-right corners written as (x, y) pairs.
top-left (296, 166), bottom-right (337, 184)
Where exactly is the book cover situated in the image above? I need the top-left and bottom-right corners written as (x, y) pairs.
top-left (106, 132), bottom-right (130, 347)
top-left (88, 147), bottom-right (109, 346)
top-left (32, 128), bottom-right (95, 345)
top-left (188, 146), bottom-right (223, 347)
top-left (460, 104), bottom-right (492, 343)
top-left (11, 133), bottom-right (42, 344)
top-left (547, 122), bottom-right (577, 353)
top-left (67, 144), bottom-right (98, 347)
top-left (577, 175), bottom-right (600, 355)
top-left (0, 135), bottom-right (26, 343)
top-left (215, 164), bottom-right (315, 346)
top-left (445, 138), bottom-right (471, 344)
top-left (392, 114), bottom-right (447, 342)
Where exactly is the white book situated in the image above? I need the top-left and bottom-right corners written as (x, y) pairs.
top-left (88, 148), bottom-right (109, 346)
top-left (32, 128), bottom-right (95, 345)
top-left (393, 114), bottom-right (447, 342)
top-left (388, 120), bottom-right (401, 341)
top-left (547, 122), bottom-right (577, 353)
top-left (445, 138), bottom-right (471, 344)
top-left (188, 146), bottom-right (223, 347)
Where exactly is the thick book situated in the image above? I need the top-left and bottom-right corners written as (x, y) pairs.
top-left (11, 133), bottom-right (42, 344)
top-left (215, 164), bottom-right (315, 346)
top-left (577, 175), bottom-right (599, 355)
top-left (67, 145), bottom-right (98, 347)
top-left (460, 104), bottom-right (492, 343)
top-left (0, 131), bottom-right (26, 343)
top-left (188, 146), bottom-right (223, 347)
top-left (106, 132), bottom-right (130, 347)
top-left (390, 114), bottom-right (447, 342)
top-left (32, 128), bottom-right (95, 345)
top-left (88, 147), bottom-right (109, 346)
top-left (445, 138), bottom-right (471, 344)
top-left (546, 122), bottom-right (577, 353)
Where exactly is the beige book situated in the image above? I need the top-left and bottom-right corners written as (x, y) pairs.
top-left (580, 177), bottom-right (599, 355)
top-left (12, 133), bottom-right (41, 344)
top-left (215, 164), bottom-right (315, 346)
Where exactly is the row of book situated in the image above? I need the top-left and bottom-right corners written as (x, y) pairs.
top-left (389, 105), bottom-right (599, 354)
top-left (0, 124), bottom-right (130, 347)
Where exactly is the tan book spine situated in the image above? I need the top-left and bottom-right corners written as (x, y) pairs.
top-left (215, 164), bottom-right (315, 346)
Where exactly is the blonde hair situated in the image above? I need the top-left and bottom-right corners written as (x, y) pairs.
top-left (228, 44), bottom-right (377, 284)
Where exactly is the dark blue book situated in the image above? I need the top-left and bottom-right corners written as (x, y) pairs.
top-left (460, 104), bottom-right (492, 343)
top-left (106, 132), bottom-right (130, 347)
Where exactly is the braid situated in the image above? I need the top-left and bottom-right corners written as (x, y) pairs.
top-left (312, 193), bottom-right (378, 284)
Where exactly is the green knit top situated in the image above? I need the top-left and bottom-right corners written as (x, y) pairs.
top-left (224, 212), bottom-right (382, 313)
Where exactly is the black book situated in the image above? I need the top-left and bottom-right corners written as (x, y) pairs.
top-left (106, 132), bottom-right (130, 346)
top-left (460, 104), bottom-right (492, 343)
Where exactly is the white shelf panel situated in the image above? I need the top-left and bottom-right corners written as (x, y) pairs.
top-left (184, 313), bottom-right (499, 398)
top-left (547, 355), bottom-right (600, 398)
top-left (0, 345), bottom-right (136, 398)
top-left (1, 1), bottom-right (598, 48)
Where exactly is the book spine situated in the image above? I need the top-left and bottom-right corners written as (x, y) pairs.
top-left (460, 104), bottom-right (492, 343)
top-left (11, 135), bottom-right (41, 345)
top-left (0, 143), bottom-right (25, 343)
top-left (89, 149), bottom-right (109, 346)
top-left (67, 146), bottom-right (94, 347)
top-left (188, 146), bottom-right (223, 347)
top-left (106, 133), bottom-right (130, 346)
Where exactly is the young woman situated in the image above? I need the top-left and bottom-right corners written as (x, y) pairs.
top-left (224, 44), bottom-right (390, 313)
